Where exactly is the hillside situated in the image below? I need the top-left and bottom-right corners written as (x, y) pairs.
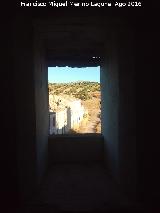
top-left (48, 81), bottom-right (101, 100)
top-left (48, 81), bottom-right (101, 133)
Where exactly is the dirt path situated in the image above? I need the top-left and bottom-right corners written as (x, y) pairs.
top-left (76, 98), bottom-right (101, 133)
top-left (79, 111), bottom-right (100, 133)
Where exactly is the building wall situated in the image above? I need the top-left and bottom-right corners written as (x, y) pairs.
top-left (34, 28), bottom-right (49, 185)
top-left (117, 27), bottom-right (136, 201)
top-left (13, 16), bottom-right (37, 201)
top-left (11, 15), bottom-right (50, 201)
top-left (49, 112), bottom-right (56, 135)
top-left (49, 135), bottom-right (104, 164)
top-left (70, 100), bottom-right (85, 130)
top-left (101, 25), bottom-right (136, 200)
top-left (49, 99), bottom-right (84, 134)
top-left (101, 30), bottom-right (119, 179)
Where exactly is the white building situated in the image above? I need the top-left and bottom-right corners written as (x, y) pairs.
top-left (49, 94), bottom-right (85, 135)
top-left (69, 100), bottom-right (84, 129)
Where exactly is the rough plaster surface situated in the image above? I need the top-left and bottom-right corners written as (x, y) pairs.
top-left (48, 135), bottom-right (104, 164)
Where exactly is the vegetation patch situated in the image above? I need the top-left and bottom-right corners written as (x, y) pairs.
top-left (48, 81), bottom-right (100, 101)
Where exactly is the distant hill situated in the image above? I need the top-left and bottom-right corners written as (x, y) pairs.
top-left (48, 81), bottom-right (100, 101)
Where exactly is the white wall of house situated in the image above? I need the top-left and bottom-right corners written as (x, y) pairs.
top-left (70, 100), bottom-right (85, 129)
top-left (49, 99), bottom-right (85, 134)
top-left (56, 109), bottom-right (68, 134)
top-left (49, 112), bottom-right (56, 135)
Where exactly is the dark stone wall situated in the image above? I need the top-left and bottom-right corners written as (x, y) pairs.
top-left (134, 9), bottom-right (160, 207)
top-left (1, 16), bottom-right (19, 209)
top-left (101, 31), bottom-right (119, 179)
top-left (34, 30), bottom-right (49, 185)
top-left (48, 135), bottom-right (104, 164)
top-left (101, 22), bottom-right (136, 201)
top-left (12, 16), bottom-right (37, 202)
top-left (9, 14), bottom-right (49, 203)
top-left (117, 27), bottom-right (136, 201)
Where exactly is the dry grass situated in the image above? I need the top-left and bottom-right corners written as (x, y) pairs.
top-left (95, 121), bottom-right (101, 133)
top-left (82, 97), bottom-right (100, 113)
top-left (78, 96), bottom-right (101, 133)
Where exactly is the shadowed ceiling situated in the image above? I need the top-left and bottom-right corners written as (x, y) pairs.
top-left (33, 15), bottom-right (125, 67)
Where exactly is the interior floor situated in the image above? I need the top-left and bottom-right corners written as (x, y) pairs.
top-left (20, 163), bottom-right (140, 212)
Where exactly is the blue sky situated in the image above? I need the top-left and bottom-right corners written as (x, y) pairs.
top-left (48, 66), bottom-right (100, 83)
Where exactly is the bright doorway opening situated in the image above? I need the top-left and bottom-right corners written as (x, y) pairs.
top-left (48, 66), bottom-right (101, 135)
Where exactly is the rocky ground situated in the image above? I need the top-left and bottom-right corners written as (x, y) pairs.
top-left (73, 97), bottom-right (101, 134)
